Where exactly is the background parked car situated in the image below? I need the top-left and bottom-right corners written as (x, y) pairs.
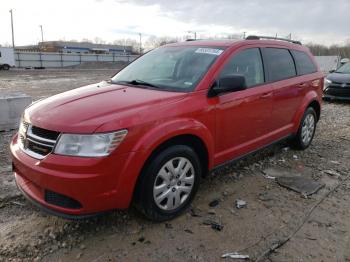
top-left (324, 62), bottom-right (350, 101)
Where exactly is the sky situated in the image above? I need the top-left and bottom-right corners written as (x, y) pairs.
top-left (1, 0), bottom-right (349, 47)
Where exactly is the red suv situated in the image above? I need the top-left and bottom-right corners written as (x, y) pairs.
top-left (10, 36), bottom-right (323, 221)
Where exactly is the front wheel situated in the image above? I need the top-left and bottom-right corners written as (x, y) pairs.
top-left (291, 107), bottom-right (317, 150)
top-left (2, 64), bottom-right (10, 70)
top-left (134, 145), bottom-right (201, 221)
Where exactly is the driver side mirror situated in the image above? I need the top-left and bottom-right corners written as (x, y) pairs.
top-left (208, 74), bottom-right (247, 97)
top-left (329, 69), bottom-right (335, 73)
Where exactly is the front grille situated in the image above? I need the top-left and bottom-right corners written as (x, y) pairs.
top-left (45, 190), bottom-right (82, 209)
top-left (329, 82), bottom-right (350, 89)
top-left (330, 81), bottom-right (350, 87)
top-left (19, 121), bottom-right (60, 159)
top-left (31, 126), bottom-right (60, 141)
top-left (26, 139), bottom-right (53, 155)
top-left (325, 87), bottom-right (350, 97)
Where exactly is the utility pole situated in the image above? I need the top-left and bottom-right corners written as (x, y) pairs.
top-left (188, 31), bottom-right (197, 40)
top-left (139, 33), bottom-right (142, 54)
top-left (9, 9), bottom-right (15, 49)
top-left (39, 25), bottom-right (44, 43)
top-left (243, 32), bottom-right (246, 39)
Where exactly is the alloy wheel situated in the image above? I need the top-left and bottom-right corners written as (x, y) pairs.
top-left (301, 113), bottom-right (315, 145)
top-left (153, 157), bottom-right (195, 211)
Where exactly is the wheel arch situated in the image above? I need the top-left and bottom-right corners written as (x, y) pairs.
top-left (141, 134), bottom-right (210, 178)
top-left (132, 132), bottom-right (211, 208)
top-left (308, 100), bottom-right (321, 121)
top-left (292, 91), bottom-right (321, 133)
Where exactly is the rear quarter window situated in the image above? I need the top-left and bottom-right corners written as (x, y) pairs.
top-left (291, 50), bottom-right (317, 75)
top-left (263, 48), bottom-right (296, 82)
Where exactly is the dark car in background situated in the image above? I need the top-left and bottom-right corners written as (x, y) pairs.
top-left (324, 62), bottom-right (350, 101)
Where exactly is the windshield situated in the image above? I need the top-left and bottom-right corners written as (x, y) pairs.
top-left (336, 63), bottom-right (350, 74)
top-left (111, 46), bottom-right (225, 92)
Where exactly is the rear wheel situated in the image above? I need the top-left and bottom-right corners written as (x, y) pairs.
top-left (291, 107), bottom-right (317, 150)
top-left (2, 64), bottom-right (10, 70)
top-left (134, 145), bottom-right (201, 221)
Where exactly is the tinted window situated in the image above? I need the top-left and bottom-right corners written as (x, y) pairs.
top-left (292, 50), bottom-right (317, 75)
top-left (220, 48), bottom-right (264, 88)
top-left (264, 48), bottom-right (296, 82)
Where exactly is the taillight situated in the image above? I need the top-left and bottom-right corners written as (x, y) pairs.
top-left (311, 79), bottom-right (321, 87)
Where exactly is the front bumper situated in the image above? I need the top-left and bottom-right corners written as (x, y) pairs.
top-left (323, 94), bottom-right (350, 101)
top-left (323, 86), bottom-right (350, 101)
top-left (10, 134), bottom-right (143, 218)
top-left (15, 175), bottom-right (104, 219)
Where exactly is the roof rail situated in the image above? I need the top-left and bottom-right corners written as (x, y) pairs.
top-left (246, 35), bottom-right (302, 45)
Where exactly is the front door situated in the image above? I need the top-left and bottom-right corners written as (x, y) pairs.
top-left (212, 47), bottom-right (273, 165)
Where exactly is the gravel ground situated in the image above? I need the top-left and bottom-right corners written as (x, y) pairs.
top-left (0, 69), bottom-right (349, 262)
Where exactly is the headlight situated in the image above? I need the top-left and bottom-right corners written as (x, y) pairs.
top-left (54, 130), bottom-right (128, 157)
top-left (324, 79), bottom-right (332, 90)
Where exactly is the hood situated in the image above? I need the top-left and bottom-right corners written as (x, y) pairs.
top-left (327, 72), bottom-right (350, 83)
top-left (25, 81), bottom-right (187, 133)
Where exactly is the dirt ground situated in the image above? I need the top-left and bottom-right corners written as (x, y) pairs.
top-left (0, 69), bottom-right (350, 262)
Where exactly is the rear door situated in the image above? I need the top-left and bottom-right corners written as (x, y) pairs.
top-left (291, 49), bottom-right (319, 97)
top-left (262, 48), bottom-right (301, 133)
top-left (213, 47), bottom-right (274, 164)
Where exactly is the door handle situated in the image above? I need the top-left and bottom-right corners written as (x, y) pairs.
top-left (260, 92), bottom-right (272, 99)
top-left (298, 83), bottom-right (308, 88)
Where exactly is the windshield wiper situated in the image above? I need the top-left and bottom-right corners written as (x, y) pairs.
top-left (126, 79), bottom-right (160, 88)
top-left (110, 79), bottom-right (160, 88)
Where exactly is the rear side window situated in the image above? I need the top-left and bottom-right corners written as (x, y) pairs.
top-left (263, 48), bottom-right (296, 82)
top-left (292, 50), bottom-right (317, 75)
top-left (219, 48), bottom-right (264, 88)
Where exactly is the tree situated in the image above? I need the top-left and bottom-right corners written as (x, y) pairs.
top-left (93, 37), bottom-right (106, 45)
top-left (144, 36), bottom-right (179, 51)
top-left (111, 38), bottom-right (140, 54)
top-left (306, 43), bottom-right (350, 58)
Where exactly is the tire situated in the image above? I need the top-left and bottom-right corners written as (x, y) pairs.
top-left (134, 145), bottom-right (202, 221)
top-left (2, 64), bottom-right (10, 70)
top-left (291, 107), bottom-right (317, 150)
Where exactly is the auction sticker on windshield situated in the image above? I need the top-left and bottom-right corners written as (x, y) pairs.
top-left (195, 48), bottom-right (224, 56)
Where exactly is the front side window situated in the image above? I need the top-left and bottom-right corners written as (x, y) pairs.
top-left (111, 46), bottom-right (225, 92)
top-left (264, 48), bottom-right (296, 82)
top-left (219, 48), bottom-right (264, 88)
top-left (292, 50), bottom-right (317, 75)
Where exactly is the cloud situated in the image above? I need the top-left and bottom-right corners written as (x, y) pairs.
top-left (115, 0), bottom-right (350, 44)
top-left (1, 0), bottom-right (348, 46)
